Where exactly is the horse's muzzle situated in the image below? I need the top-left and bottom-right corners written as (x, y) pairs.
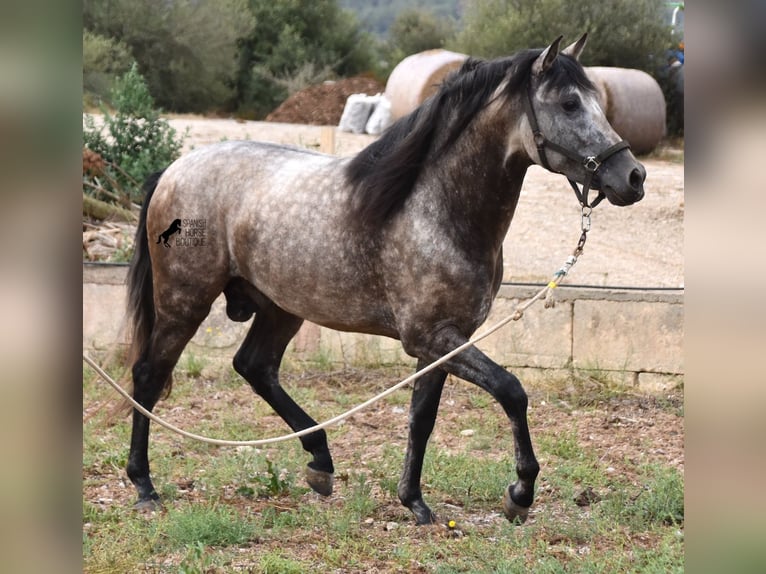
top-left (602, 160), bottom-right (646, 206)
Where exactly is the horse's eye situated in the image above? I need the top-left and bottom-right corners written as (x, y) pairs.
top-left (562, 98), bottom-right (580, 112)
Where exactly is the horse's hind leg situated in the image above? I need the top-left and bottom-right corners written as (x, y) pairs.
top-left (398, 361), bottom-right (447, 524)
top-left (127, 312), bottom-right (209, 510)
top-left (232, 300), bottom-right (335, 496)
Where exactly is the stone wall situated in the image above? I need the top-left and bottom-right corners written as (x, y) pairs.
top-left (84, 264), bottom-right (683, 393)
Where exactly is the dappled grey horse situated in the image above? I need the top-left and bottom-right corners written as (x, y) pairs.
top-left (125, 35), bottom-right (645, 525)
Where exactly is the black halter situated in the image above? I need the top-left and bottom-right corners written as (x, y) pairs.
top-left (523, 78), bottom-right (630, 209)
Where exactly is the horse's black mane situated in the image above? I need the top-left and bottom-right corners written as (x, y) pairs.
top-left (345, 48), bottom-right (595, 229)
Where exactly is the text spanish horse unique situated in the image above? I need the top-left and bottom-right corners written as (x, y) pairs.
top-left (125, 35), bottom-right (645, 524)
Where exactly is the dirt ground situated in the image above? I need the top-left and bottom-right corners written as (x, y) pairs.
top-left (84, 368), bottom-right (683, 524)
top-left (163, 115), bottom-right (684, 288)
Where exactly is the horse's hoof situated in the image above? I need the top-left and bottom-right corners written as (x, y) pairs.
top-left (410, 502), bottom-right (438, 525)
top-left (306, 466), bottom-right (334, 496)
top-left (502, 488), bottom-right (529, 524)
top-left (133, 498), bottom-right (162, 513)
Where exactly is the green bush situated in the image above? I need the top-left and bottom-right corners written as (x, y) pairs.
top-left (450, 0), bottom-right (680, 136)
top-left (452, 0), bottom-right (672, 73)
top-left (233, 0), bottom-right (376, 119)
top-left (82, 29), bottom-right (133, 107)
top-left (84, 0), bottom-right (254, 113)
top-left (83, 63), bottom-right (185, 204)
top-left (380, 8), bottom-right (457, 76)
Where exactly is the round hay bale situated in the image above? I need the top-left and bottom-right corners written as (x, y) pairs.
top-left (585, 67), bottom-right (666, 155)
top-left (385, 49), bottom-right (468, 120)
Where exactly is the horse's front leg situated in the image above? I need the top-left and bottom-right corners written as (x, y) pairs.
top-left (404, 325), bottom-right (539, 523)
top-left (398, 361), bottom-right (447, 525)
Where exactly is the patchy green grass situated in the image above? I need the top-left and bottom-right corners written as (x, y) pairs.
top-left (83, 358), bottom-right (683, 573)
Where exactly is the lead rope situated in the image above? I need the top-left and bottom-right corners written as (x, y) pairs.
top-left (83, 215), bottom-right (590, 448)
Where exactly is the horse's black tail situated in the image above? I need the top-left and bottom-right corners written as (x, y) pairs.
top-left (126, 170), bottom-right (164, 376)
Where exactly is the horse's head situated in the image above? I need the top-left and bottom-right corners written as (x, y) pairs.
top-left (521, 35), bottom-right (645, 206)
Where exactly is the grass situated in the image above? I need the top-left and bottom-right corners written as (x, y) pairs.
top-left (83, 360), bottom-right (684, 573)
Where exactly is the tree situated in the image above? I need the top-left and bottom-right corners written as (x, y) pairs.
top-left (83, 0), bottom-right (254, 113)
top-left (453, 0), bottom-right (672, 73)
top-left (233, 0), bottom-right (375, 119)
top-left (388, 9), bottom-right (456, 57)
top-left (83, 30), bottom-right (134, 106)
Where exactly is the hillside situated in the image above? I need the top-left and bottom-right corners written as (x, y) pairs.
top-left (341, 0), bottom-right (463, 36)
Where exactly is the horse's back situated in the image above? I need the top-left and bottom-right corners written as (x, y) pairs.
top-left (149, 140), bottom-right (343, 239)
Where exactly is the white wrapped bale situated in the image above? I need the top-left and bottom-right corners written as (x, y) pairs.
top-left (384, 49), bottom-right (468, 120)
top-left (365, 95), bottom-right (393, 135)
top-left (585, 67), bottom-right (666, 155)
top-left (339, 93), bottom-right (379, 134)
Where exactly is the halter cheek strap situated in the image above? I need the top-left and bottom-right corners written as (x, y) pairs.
top-left (523, 80), bottom-right (630, 209)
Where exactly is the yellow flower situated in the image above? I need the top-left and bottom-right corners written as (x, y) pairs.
top-left (448, 520), bottom-right (456, 529)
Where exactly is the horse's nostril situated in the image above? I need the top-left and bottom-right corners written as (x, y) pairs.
top-left (629, 167), bottom-right (644, 190)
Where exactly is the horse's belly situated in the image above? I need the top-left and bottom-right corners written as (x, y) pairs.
top-left (256, 270), bottom-right (398, 338)
top-left (237, 220), bottom-right (397, 336)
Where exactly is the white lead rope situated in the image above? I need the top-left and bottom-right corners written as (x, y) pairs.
top-left (83, 230), bottom-right (586, 448)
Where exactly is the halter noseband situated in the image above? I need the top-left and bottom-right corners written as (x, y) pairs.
top-left (523, 78), bottom-right (630, 209)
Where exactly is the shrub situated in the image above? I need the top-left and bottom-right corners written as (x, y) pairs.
top-left (82, 29), bottom-right (133, 107)
top-left (83, 63), bottom-right (185, 204)
top-left (84, 0), bottom-right (254, 113)
top-left (452, 0), bottom-right (672, 73)
top-left (388, 8), bottom-right (456, 57)
top-left (233, 0), bottom-right (375, 119)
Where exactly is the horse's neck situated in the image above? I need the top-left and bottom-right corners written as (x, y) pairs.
top-left (429, 122), bottom-right (529, 251)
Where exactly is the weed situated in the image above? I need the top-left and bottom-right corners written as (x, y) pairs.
top-left (467, 387), bottom-right (492, 409)
top-left (632, 464), bottom-right (685, 526)
top-left (597, 464), bottom-right (684, 529)
top-left (256, 459), bottom-right (292, 498)
top-left (309, 347), bottom-right (335, 371)
top-left (347, 472), bottom-right (376, 518)
top-left (180, 351), bottom-right (207, 378)
top-left (178, 541), bottom-right (216, 574)
top-left (424, 450), bottom-right (511, 509)
top-left (159, 504), bottom-right (256, 549)
top-left (159, 482), bottom-right (180, 503)
top-left (536, 366), bottom-right (635, 408)
top-left (540, 429), bottom-right (584, 460)
top-left (259, 550), bottom-right (305, 574)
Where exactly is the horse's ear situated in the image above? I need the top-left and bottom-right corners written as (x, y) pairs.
top-left (562, 33), bottom-right (588, 61)
top-left (532, 35), bottom-right (564, 76)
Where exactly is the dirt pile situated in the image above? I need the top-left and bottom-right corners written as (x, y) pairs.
top-left (265, 75), bottom-right (385, 126)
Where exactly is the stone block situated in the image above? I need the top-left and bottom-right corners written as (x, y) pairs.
top-left (475, 297), bottom-right (573, 369)
top-left (573, 300), bottom-right (683, 373)
top-left (83, 283), bottom-right (128, 348)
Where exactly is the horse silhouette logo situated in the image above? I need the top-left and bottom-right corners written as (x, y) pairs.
top-left (157, 219), bottom-right (182, 247)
